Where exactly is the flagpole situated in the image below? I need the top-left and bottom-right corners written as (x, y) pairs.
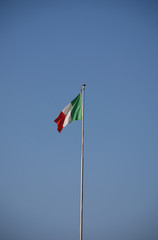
top-left (80, 83), bottom-right (86, 240)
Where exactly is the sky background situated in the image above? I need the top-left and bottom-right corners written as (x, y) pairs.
top-left (0, 1), bottom-right (158, 240)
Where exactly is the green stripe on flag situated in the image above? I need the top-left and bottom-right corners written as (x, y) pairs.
top-left (71, 93), bottom-right (82, 121)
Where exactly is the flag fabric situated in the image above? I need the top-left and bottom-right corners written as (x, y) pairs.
top-left (54, 93), bottom-right (82, 133)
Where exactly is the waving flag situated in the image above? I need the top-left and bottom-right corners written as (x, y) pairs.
top-left (54, 93), bottom-right (82, 133)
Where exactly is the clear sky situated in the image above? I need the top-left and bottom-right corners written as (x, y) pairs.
top-left (0, 1), bottom-right (158, 240)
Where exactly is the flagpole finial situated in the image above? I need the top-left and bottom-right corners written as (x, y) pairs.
top-left (81, 84), bottom-right (86, 92)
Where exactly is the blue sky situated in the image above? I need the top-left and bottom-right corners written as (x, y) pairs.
top-left (0, 1), bottom-right (158, 240)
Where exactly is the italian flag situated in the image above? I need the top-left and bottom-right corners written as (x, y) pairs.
top-left (54, 93), bottom-right (82, 133)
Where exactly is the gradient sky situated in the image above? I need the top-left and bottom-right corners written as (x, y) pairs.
top-left (0, 1), bottom-right (158, 240)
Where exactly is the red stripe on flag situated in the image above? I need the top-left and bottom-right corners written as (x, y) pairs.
top-left (54, 112), bottom-right (66, 133)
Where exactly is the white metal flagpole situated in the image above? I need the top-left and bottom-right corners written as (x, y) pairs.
top-left (80, 83), bottom-right (86, 240)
